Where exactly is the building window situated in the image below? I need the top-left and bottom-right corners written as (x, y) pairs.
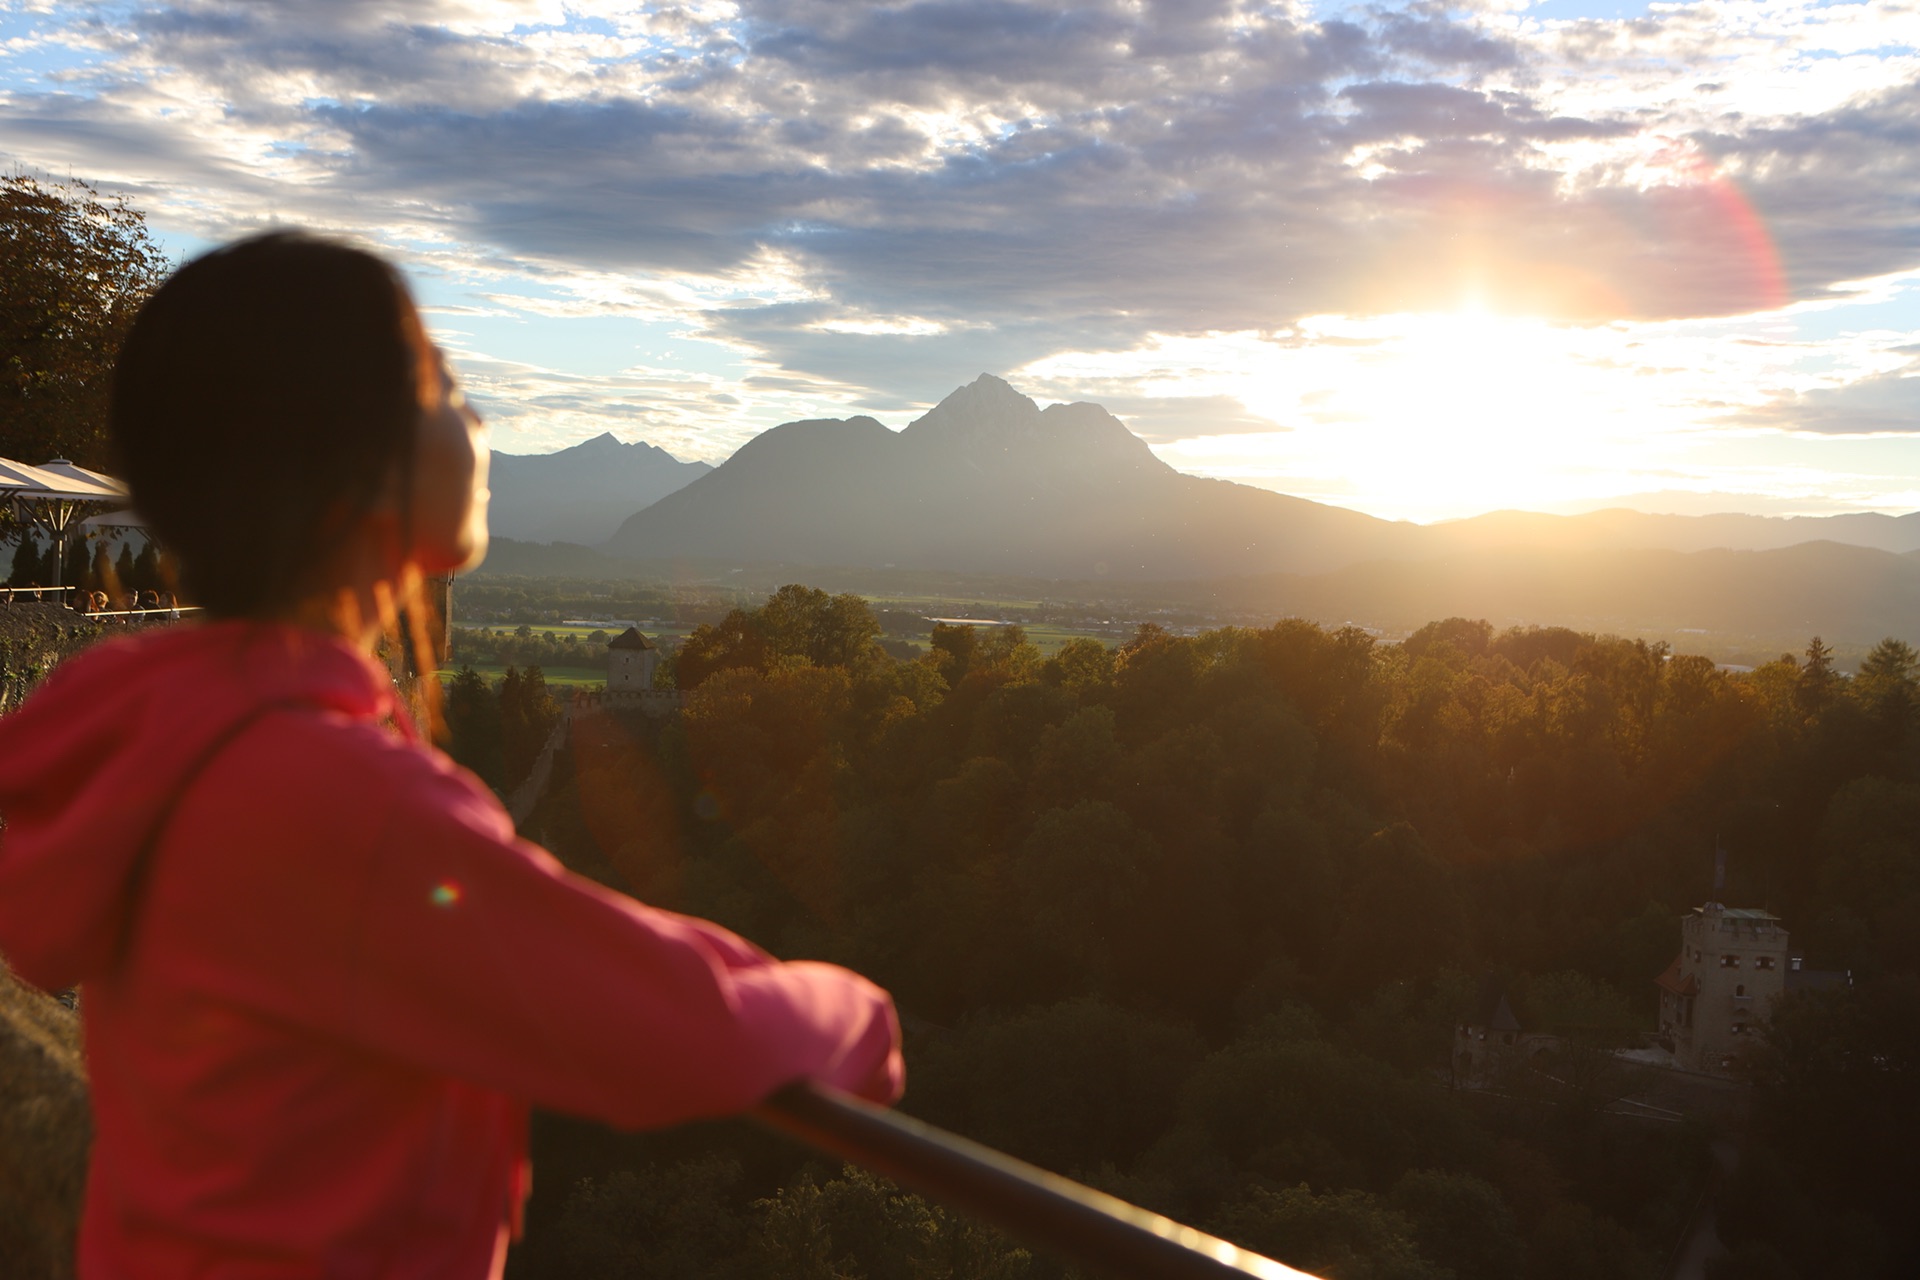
top-left (1735, 984), bottom-right (1746, 997)
top-left (1719, 955), bottom-right (1740, 968)
top-left (1756, 956), bottom-right (1775, 970)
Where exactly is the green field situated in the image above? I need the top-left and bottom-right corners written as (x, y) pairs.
top-left (461, 621), bottom-right (698, 643)
top-left (438, 662), bottom-right (607, 688)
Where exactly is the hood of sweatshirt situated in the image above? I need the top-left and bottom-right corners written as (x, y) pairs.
top-left (0, 622), bottom-right (395, 992)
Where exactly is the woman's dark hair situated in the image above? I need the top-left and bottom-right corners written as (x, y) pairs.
top-left (111, 231), bottom-right (433, 617)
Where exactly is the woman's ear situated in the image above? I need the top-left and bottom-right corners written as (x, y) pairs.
top-left (408, 370), bottom-right (490, 575)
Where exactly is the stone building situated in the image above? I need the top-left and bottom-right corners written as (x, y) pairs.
top-left (607, 626), bottom-right (660, 692)
top-left (1657, 904), bottom-right (1792, 1074)
top-left (1655, 902), bottom-right (1853, 1075)
top-left (1452, 975), bottom-right (1565, 1087)
top-left (1453, 976), bottom-right (1522, 1086)
top-left (583, 626), bottom-right (683, 717)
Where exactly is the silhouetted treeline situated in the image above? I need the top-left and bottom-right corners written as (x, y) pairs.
top-left (5, 533), bottom-right (168, 600)
top-left (456, 589), bottom-right (1919, 1280)
top-left (443, 664), bottom-right (561, 795)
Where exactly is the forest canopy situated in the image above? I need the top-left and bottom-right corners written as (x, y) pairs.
top-left (480, 595), bottom-right (1920, 1280)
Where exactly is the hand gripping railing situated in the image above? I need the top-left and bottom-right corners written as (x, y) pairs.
top-left (752, 1081), bottom-right (1319, 1280)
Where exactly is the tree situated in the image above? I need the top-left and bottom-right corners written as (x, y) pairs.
top-left (758, 583), bottom-right (881, 669)
top-left (1213, 1184), bottom-right (1446, 1280)
top-left (62, 537), bottom-right (90, 594)
top-left (89, 541), bottom-right (114, 597)
top-left (1857, 637), bottom-right (1918, 686)
top-left (497, 665), bottom-right (561, 791)
top-left (928, 621), bottom-right (984, 682)
top-left (1852, 637), bottom-right (1919, 732)
top-left (675, 588), bottom-right (883, 689)
top-left (1715, 980), bottom-right (1920, 1277)
top-left (1390, 1168), bottom-right (1524, 1280)
top-left (675, 608), bottom-right (768, 688)
top-left (4, 534), bottom-right (53, 588)
top-left (906, 997), bottom-right (1206, 1176)
top-left (131, 541), bottom-right (162, 594)
top-left (1795, 636), bottom-right (1839, 720)
top-left (1044, 635), bottom-right (1114, 696)
top-left (748, 1166), bottom-right (1032, 1279)
top-left (1, 174), bottom-right (169, 467)
top-left (442, 665), bottom-right (503, 790)
top-left (555, 1155), bottom-right (752, 1280)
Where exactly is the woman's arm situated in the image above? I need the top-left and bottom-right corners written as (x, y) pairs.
top-left (158, 717), bottom-right (903, 1130)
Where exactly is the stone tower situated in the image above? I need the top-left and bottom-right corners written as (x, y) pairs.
top-left (607, 627), bottom-right (660, 692)
top-left (1656, 904), bottom-right (1789, 1074)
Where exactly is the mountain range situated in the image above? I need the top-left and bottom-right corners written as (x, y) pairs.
top-left (479, 375), bottom-right (1920, 646)
top-left (487, 432), bottom-right (711, 547)
top-left (601, 374), bottom-right (1920, 575)
top-left (606, 375), bottom-right (1410, 577)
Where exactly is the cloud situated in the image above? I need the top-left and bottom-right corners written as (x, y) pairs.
top-left (3, 0), bottom-right (1918, 484)
top-left (15, 2), bottom-right (1915, 327)
top-left (1706, 82), bottom-right (1920, 305)
top-left (1736, 358), bottom-right (1920, 435)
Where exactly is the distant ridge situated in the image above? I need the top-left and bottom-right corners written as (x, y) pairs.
top-left (600, 376), bottom-right (1920, 579)
top-left (1201, 539), bottom-right (1920, 645)
top-left (488, 432), bottom-right (710, 547)
top-left (606, 375), bottom-right (1414, 579)
top-left (1427, 507), bottom-right (1920, 557)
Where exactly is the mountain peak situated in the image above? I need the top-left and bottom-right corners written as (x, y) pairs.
top-left (954, 372), bottom-right (1029, 403)
top-left (907, 374), bottom-right (1040, 438)
top-left (483, 430), bottom-right (709, 546)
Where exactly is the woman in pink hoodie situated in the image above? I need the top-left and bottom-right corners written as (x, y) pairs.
top-left (0, 234), bottom-right (903, 1278)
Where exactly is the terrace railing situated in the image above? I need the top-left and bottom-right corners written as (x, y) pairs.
top-left (753, 1081), bottom-right (1319, 1280)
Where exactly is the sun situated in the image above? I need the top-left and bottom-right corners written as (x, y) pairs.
top-left (1028, 307), bottom-right (1713, 523)
top-left (1232, 308), bottom-right (1661, 522)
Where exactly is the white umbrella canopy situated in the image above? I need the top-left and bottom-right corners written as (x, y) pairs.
top-left (78, 507), bottom-right (146, 531)
top-left (0, 457), bottom-right (71, 494)
top-left (20, 458), bottom-right (127, 501)
top-left (1, 457), bottom-right (132, 589)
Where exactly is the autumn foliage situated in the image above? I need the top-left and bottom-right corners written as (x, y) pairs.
top-left (0, 175), bottom-right (168, 469)
top-left (482, 598), bottom-right (1920, 1279)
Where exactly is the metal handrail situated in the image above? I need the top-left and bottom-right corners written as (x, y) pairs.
top-left (752, 1081), bottom-right (1319, 1280)
top-left (0, 585), bottom-right (75, 603)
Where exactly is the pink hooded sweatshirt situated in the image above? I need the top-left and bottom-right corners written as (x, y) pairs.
top-left (0, 621), bottom-right (902, 1278)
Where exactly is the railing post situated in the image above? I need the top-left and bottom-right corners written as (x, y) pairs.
top-left (753, 1082), bottom-right (1319, 1280)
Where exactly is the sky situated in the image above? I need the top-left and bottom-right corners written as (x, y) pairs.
top-left (3, 0), bottom-right (1918, 524)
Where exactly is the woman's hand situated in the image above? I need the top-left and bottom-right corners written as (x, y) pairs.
top-left (801, 965), bottom-right (905, 1105)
